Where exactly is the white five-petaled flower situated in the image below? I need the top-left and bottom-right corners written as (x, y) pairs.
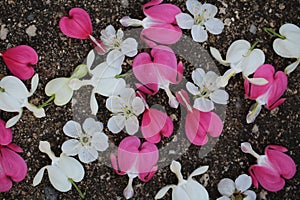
top-left (155, 160), bottom-right (209, 200)
top-left (33, 141), bottom-right (85, 192)
top-left (217, 174), bottom-right (256, 200)
top-left (0, 74), bottom-right (45, 128)
top-left (186, 68), bottom-right (229, 112)
top-left (100, 25), bottom-right (138, 65)
top-left (272, 23), bottom-right (300, 74)
top-left (106, 88), bottom-right (145, 135)
top-left (45, 64), bottom-right (88, 106)
top-left (176, 0), bottom-right (224, 42)
top-left (62, 118), bottom-right (109, 163)
top-left (210, 39), bottom-right (267, 87)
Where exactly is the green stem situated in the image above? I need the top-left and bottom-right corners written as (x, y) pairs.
top-left (115, 74), bottom-right (127, 78)
top-left (249, 40), bottom-right (259, 51)
top-left (263, 27), bottom-right (286, 39)
top-left (68, 178), bottom-right (85, 199)
top-left (37, 95), bottom-right (55, 108)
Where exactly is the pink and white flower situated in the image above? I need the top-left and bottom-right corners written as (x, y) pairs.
top-left (244, 64), bottom-right (288, 123)
top-left (176, 90), bottom-right (223, 146)
top-left (241, 142), bottom-right (296, 192)
top-left (111, 136), bottom-right (159, 199)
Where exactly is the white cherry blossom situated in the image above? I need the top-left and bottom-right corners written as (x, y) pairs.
top-left (186, 68), bottom-right (229, 112)
top-left (217, 174), bottom-right (256, 200)
top-left (176, 0), bottom-right (224, 42)
top-left (0, 74), bottom-right (45, 128)
top-left (62, 118), bottom-right (109, 163)
top-left (210, 40), bottom-right (267, 87)
top-left (155, 160), bottom-right (209, 200)
top-left (33, 141), bottom-right (85, 193)
top-left (106, 88), bottom-right (145, 135)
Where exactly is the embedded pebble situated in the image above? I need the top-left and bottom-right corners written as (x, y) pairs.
top-left (0, 24), bottom-right (9, 40)
top-left (252, 124), bottom-right (259, 133)
top-left (279, 3), bottom-right (285, 10)
top-left (249, 24), bottom-right (257, 34)
top-left (26, 24), bottom-right (37, 36)
top-left (200, 173), bottom-right (209, 187)
top-left (259, 190), bottom-right (268, 200)
top-left (224, 18), bottom-right (231, 26)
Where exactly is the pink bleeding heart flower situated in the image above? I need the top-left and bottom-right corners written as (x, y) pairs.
top-left (241, 142), bottom-right (296, 192)
top-left (120, 0), bottom-right (182, 46)
top-left (1, 45), bottom-right (37, 80)
top-left (176, 89), bottom-right (223, 146)
top-left (111, 136), bottom-right (158, 199)
top-left (141, 108), bottom-right (173, 144)
top-left (244, 64), bottom-right (288, 123)
top-left (0, 120), bottom-right (27, 192)
top-left (133, 45), bottom-right (183, 108)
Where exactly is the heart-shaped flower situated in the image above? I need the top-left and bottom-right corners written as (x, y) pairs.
top-left (0, 119), bottom-right (12, 145)
top-left (111, 136), bottom-right (159, 199)
top-left (1, 45), bottom-right (38, 80)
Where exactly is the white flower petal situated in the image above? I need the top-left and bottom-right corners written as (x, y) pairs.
top-left (155, 185), bottom-right (174, 199)
top-left (242, 49), bottom-right (265, 76)
top-left (57, 156), bottom-right (85, 182)
top-left (216, 196), bottom-right (231, 200)
top-left (204, 71), bottom-right (218, 90)
top-left (189, 166), bottom-right (209, 178)
top-left (33, 166), bottom-right (47, 186)
top-left (192, 68), bottom-right (205, 88)
top-left (186, 0), bottom-right (202, 16)
top-left (185, 179), bottom-right (209, 200)
top-left (121, 38), bottom-right (138, 57)
top-left (93, 78), bottom-right (126, 97)
top-left (107, 115), bottom-right (125, 133)
top-left (91, 132), bottom-right (109, 152)
top-left (78, 147), bottom-right (98, 163)
top-left (246, 77), bottom-right (268, 85)
top-left (191, 25), bottom-right (208, 42)
top-left (175, 13), bottom-right (194, 29)
top-left (83, 118), bottom-right (103, 135)
top-left (45, 78), bottom-right (73, 106)
top-left (205, 18), bottom-right (224, 35)
top-left (217, 178), bottom-right (235, 197)
top-left (186, 82), bottom-right (200, 95)
top-left (90, 91), bottom-right (99, 115)
top-left (107, 49), bottom-right (125, 68)
top-left (210, 89), bottom-right (229, 104)
top-left (194, 97), bottom-right (214, 112)
top-left (87, 49), bottom-right (95, 72)
top-left (61, 139), bottom-right (81, 156)
top-left (0, 92), bottom-right (23, 112)
top-left (63, 121), bottom-right (82, 138)
top-left (170, 161), bottom-right (183, 181)
top-left (106, 96), bottom-right (124, 113)
top-left (125, 115), bottom-right (139, 135)
top-left (132, 97), bottom-right (145, 115)
top-left (285, 58), bottom-right (300, 74)
top-left (201, 3), bottom-right (218, 19)
top-left (209, 47), bottom-right (230, 66)
top-left (91, 61), bottom-right (121, 79)
top-left (116, 29), bottom-right (124, 41)
top-left (172, 186), bottom-right (190, 200)
top-left (235, 174), bottom-right (252, 192)
top-left (5, 111), bottom-right (22, 128)
top-left (0, 76), bottom-right (29, 98)
top-left (226, 40), bottom-right (250, 64)
top-left (30, 74), bottom-right (39, 95)
top-left (218, 69), bottom-right (236, 87)
top-left (47, 165), bottom-right (72, 192)
top-left (246, 103), bottom-right (262, 124)
top-left (25, 102), bottom-right (45, 118)
top-left (244, 190), bottom-right (257, 200)
top-left (119, 88), bottom-right (135, 105)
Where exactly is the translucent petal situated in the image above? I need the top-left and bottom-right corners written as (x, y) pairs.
top-left (106, 96), bottom-right (124, 113)
top-left (78, 147), bottom-right (98, 163)
top-left (205, 18), bottom-right (224, 35)
top-left (244, 190), bottom-right (257, 200)
top-left (93, 78), bottom-right (126, 97)
top-left (194, 97), bottom-right (214, 112)
top-left (191, 25), bottom-right (208, 42)
top-left (132, 97), bottom-right (145, 115)
top-left (210, 89), bottom-right (229, 104)
top-left (155, 185), bottom-right (174, 199)
top-left (217, 178), bottom-right (235, 196)
top-left (125, 115), bottom-right (139, 135)
top-left (186, 0), bottom-right (202, 16)
top-left (47, 165), bottom-right (71, 192)
top-left (107, 49), bottom-right (125, 68)
top-left (63, 120), bottom-right (82, 138)
top-left (91, 132), bottom-right (109, 151)
top-left (185, 179), bottom-right (209, 200)
top-left (192, 68), bottom-right (205, 88)
top-left (121, 38), bottom-right (138, 57)
top-left (186, 82), bottom-right (200, 96)
top-left (242, 49), bottom-right (265, 76)
top-left (57, 156), bottom-right (85, 182)
top-left (235, 174), bottom-right (252, 192)
top-left (209, 47), bottom-right (230, 66)
top-left (61, 139), bottom-right (81, 156)
top-left (175, 13), bottom-right (194, 29)
top-left (82, 118), bottom-right (103, 135)
top-left (200, 3), bottom-right (218, 19)
top-left (107, 115), bottom-right (125, 133)
top-left (119, 88), bottom-right (136, 105)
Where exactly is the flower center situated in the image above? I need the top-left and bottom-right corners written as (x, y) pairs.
top-left (231, 190), bottom-right (247, 200)
top-left (194, 9), bottom-right (207, 25)
top-left (113, 38), bottom-right (122, 49)
top-left (80, 134), bottom-right (91, 146)
top-left (0, 87), bottom-right (5, 92)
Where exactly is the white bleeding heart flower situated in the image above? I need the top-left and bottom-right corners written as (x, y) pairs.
top-left (155, 160), bottom-right (209, 200)
top-left (33, 141), bottom-right (85, 194)
top-left (106, 88), bottom-right (145, 135)
top-left (62, 118), bottom-right (109, 163)
top-left (0, 74), bottom-right (45, 128)
top-left (217, 174), bottom-right (256, 200)
top-left (210, 40), bottom-right (267, 87)
top-left (186, 68), bottom-right (229, 112)
top-left (176, 0), bottom-right (224, 42)
top-left (269, 23), bottom-right (300, 74)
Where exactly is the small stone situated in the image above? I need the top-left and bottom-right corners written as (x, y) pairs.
top-left (26, 25), bottom-right (37, 36)
top-left (279, 3), bottom-right (285, 10)
top-left (0, 24), bottom-right (9, 40)
top-left (259, 189), bottom-right (268, 200)
top-left (270, 107), bottom-right (279, 116)
top-left (121, 0), bottom-right (129, 7)
top-left (224, 18), bottom-right (231, 26)
top-left (252, 124), bottom-right (259, 133)
top-left (27, 14), bottom-right (35, 21)
top-left (170, 114), bottom-right (178, 121)
top-left (169, 150), bottom-right (176, 154)
top-left (200, 173), bottom-right (209, 187)
top-left (249, 24), bottom-right (257, 34)
top-left (219, 7), bottom-right (226, 15)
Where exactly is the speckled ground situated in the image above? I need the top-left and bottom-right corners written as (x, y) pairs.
top-left (0, 0), bottom-right (299, 199)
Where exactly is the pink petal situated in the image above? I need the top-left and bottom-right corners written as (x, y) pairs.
top-left (143, 1), bottom-right (181, 24)
top-left (139, 165), bottom-right (158, 182)
top-left (59, 8), bottom-right (92, 39)
top-left (265, 145), bottom-right (288, 152)
top-left (244, 79), bottom-right (250, 98)
top-left (2, 45), bottom-right (37, 80)
top-left (176, 61), bottom-right (184, 84)
top-left (176, 89), bottom-right (191, 110)
top-left (249, 165), bottom-right (285, 192)
top-left (7, 143), bottom-right (23, 153)
top-left (137, 141), bottom-right (159, 174)
top-left (266, 71), bottom-right (288, 109)
top-left (110, 153), bottom-right (126, 175)
top-left (207, 112), bottom-right (223, 137)
top-left (0, 119), bottom-right (12, 145)
top-left (0, 169), bottom-right (12, 192)
top-left (117, 136), bottom-right (140, 173)
top-left (266, 146), bottom-right (296, 179)
top-left (136, 83), bottom-right (159, 95)
top-left (0, 147), bottom-right (27, 182)
top-left (268, 98), bottom-right (286, 110)
top-left (141, 25), bottom-right (182, 45)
